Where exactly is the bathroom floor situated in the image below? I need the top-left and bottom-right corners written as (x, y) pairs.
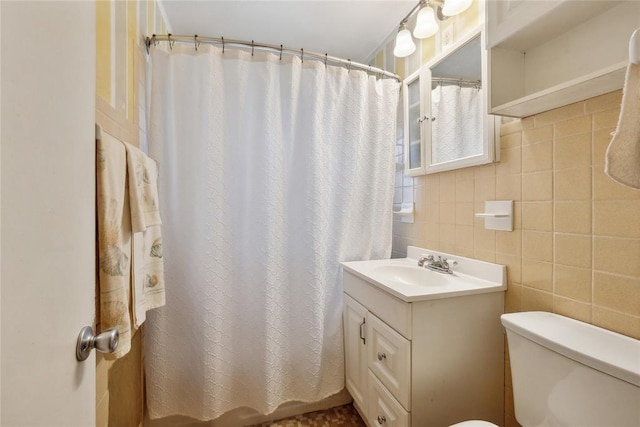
top-left (253, 404), bottom-right (366, 427)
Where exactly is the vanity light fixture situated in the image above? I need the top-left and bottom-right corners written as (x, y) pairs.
top-left (413, 3), bottom-right (439, 39)
top-left (393, 0), bottom-right (472, 58)
top-left (441, 0), bottom-right (473, 16)
top-left (393, 22), bottom-right (416, 57)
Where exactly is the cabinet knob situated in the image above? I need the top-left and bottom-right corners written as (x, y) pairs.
top-left (377, 352), bottom-right (387, 361)
top-left (377, 415), bottom-right (387, 424)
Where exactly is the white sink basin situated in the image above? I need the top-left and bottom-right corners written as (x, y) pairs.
top-left (368, 264), bottom-right (452, 288)
top-left (341, 247), bottom-right (506, 302)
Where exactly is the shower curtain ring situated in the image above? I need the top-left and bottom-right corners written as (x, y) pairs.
top-left (301, 48), bottom-right (304, 63)
top-left (168, 33), bottom-right (174, 50)
top-left (324, 53), bottom-right (328, 68)
top-left (222, 36), bottom-right (225, 54)
top-left (251, 40), bottom-right (254, 56)
top-left (194, 35), bottom-right (200, 52)
top-left (152, 34), bottom-right (158, 47)
top-left (348, 59), bottom-right (351, 73)
top-left (280, 44), bottom-right (283, 60)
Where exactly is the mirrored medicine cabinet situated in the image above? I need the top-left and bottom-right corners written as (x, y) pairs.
top-left (403, 27), bottom-right (500, 176)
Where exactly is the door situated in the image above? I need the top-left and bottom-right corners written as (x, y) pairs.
top-left (1, 1), bottom-right (96, 424)
top-left (343, 294), bottom-right (369, 414)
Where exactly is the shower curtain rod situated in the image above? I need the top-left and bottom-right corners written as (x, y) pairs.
top-left (432, 77), bottom-right (481, 86)
top-left (145, 34), bottom-right (401, 81)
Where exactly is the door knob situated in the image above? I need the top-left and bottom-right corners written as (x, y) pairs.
top-left (377, 352), bottom-right (387, 361)
top-left (76, 326), bottom-right (118, 361)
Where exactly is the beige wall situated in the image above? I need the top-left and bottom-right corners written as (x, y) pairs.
top-left (95, 1), bottom-right (170, 426)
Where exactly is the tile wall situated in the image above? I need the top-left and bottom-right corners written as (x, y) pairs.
top-left (391, 90), bottom-right (640, 426)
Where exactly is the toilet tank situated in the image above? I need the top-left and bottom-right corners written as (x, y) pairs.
top-left (501, 311), bottom-right (640, 427)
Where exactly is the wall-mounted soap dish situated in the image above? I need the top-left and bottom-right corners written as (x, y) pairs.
top-left (475, 200), bottom-right (513, 231)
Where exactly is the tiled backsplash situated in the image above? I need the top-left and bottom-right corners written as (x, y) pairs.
top-left (393, 90), bottom-right (639, 338)
top-left (391, 90), bottom-right (640, 425)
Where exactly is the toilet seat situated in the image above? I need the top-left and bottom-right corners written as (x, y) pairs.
top-left (449, 421), bottom-right (498, 427)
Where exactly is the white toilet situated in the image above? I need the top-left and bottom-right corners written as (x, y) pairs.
top-left (452, 311), bottom-right (640, 427)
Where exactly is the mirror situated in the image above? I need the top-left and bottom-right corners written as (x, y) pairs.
top-left (403, 28), bottom-right (498, 176)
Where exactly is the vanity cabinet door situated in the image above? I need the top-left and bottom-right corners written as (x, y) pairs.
top-left (368, 313), bottom-right (411, 410)
top-left (368, 371), bottom-right (410, 427)
top-left (344, 294), bottom-right (369, 413)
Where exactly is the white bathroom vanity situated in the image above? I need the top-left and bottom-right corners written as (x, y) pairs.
top-left (342, 247), bottom-right (507, 427)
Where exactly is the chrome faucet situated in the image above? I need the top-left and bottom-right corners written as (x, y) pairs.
top-left (418, 254), bottom-right (457, 274)
top-left (417, 254), bottom-right (434, 267)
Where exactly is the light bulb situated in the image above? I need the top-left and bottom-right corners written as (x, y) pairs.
top-left (442, 0), bottom-right (473, 16)
top-left (413, 5), bottom-right (439, 39)
top-left (393, 26), bottom-right (416, 58)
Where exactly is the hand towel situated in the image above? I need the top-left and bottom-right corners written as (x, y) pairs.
top-left (124, 143), bottom-right (166, 328)
top-left (97, 132), bottom-right (133, 359)
top-left (605, 63), bottom-right (640, 189)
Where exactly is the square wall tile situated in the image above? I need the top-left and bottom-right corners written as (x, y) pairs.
top-left (522, 259), bottom-right (553, 291)
top-left (455, 225), bottom-right (474, 249)
top-left (522, 171), bottom-right (553, 201)
top-left (593, 200), bottom-right (640, 238)
top-left (496, 229), bottom-right (522, 256)
top-left (496, 174), bottom-right (522, 201)
top-left (554, 167), bottom-right (592, 201)
top-left (593, 271), bottom-right (640, 316)
top-left (456, 179), bottom-right (474, 202)
top-left (522, 125), bottom-right (553, 145)
top-left (555, 133), bottom-right (592, 170)
top-left (555, 201), bottom-right (591, 235)
top-left (554, 265), bottom-right (592, 302)
top-left (474, 225), bottom-right (496, 253)
top-left (456, 202), bottom-right (474, 226)
top-left (522, 202), bottom-right (553, 232)
top-left (522, 287), bottom-right (553, 311)
top-left (523, 231), bottom-right (553, 262)
top-left (522, 141), bottom-right (553, 173)
top-left (555, 233), bottom-right (592, 269)
top-left (474, 176), bottom-right (496, 202)
top-left (594, 236), bottom-right (640, 277)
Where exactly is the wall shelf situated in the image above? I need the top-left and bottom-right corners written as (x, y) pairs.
top-left (487, 0), bottom-right (639, 118)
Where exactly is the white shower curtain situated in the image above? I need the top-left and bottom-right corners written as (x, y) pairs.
top-left (144, 44), bottom-right (399, 421)
top-left (431, 84), bottom-right (482, 164)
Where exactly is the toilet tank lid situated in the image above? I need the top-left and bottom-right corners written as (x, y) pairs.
top-left (501, 311), bottom-right (640, 387)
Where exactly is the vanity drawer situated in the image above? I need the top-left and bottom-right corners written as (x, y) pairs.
top-left (343, 271), bottom-right (412, 339)
top-left (367, 312), bottom-right (411, 410)
top-left (368, 371), bottom-right (410, 427)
